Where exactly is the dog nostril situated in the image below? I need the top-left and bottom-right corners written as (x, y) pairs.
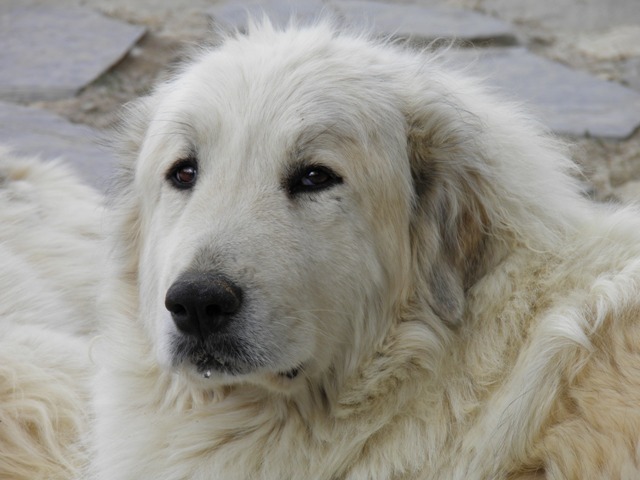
top-left (169, 304), bottom-right (187, 316)
top-left (212, 288), bottom-right (241, 315)
top-left (164, 297), bottom-right (195, 336)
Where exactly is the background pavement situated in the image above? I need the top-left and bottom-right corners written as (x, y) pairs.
top-left (1, 0), bottom-right (639, 200)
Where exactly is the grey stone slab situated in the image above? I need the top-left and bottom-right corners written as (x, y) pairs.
top-left (447, 48), bottom-right (640, 138)
top-left (209, 0), bottom-right (326, 31)
top-left (328, 1), bottom-right (517, 45)
top-left (0, 102), bottom-right (116, 192)
top-left (210, 1), bottom-right (517, 46)
top-left (0, 6), bottom-right (145, 102)
top-left (460, 0), bottom-right (640, 33)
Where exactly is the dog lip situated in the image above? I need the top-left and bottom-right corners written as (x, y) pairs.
top-left (173, 332), bottom-right (254, 376)
top-left (175, 334), bottom-right (302, 380)
top-left (188, 344), bottom-right (247, 376)
top-left (194, 353), bottom-right (235, 375)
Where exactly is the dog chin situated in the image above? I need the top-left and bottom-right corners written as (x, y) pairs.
top-left (170, 336), bottom-right (304, 390)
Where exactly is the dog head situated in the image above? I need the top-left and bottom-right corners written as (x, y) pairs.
top-left (111, 22), bottom-right (582, 393)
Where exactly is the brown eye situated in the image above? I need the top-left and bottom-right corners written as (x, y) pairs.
top-left (301, 169), bottom-right (331, 187)
top-left (287, 164), bottom-right (342, 195)
top-left (168, 159), bottom-right (198, 190)
top-left (175, 165), bottom-right (196, 185)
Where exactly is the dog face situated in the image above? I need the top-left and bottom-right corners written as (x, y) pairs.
top-left (127, 27), bottom-right (419, 390)
top-left (114, 24), bottom-right (576, 396)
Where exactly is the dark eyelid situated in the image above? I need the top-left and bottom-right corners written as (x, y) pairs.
top-left (166, 153), bottom-right (197, 177)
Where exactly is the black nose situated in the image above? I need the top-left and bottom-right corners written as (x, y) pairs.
top-left (165, 273), bottom-right (242, 339)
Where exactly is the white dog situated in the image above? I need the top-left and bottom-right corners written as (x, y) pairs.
top-left (4, 21), bottom-right (640, 480)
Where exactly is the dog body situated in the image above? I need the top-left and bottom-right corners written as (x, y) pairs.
top-left (0, 154), bottom-right (103, 479)
top-left (84, 23), bottom-right (640, 479)
top-left (3, 22), bottom-right (640, 480)
top-left (91, 215), bottom-right (640, 480)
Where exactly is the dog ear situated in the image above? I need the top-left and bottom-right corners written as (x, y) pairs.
top-left (107, 96), bottom-right (154, 280)
top-left (113, 96), bottom-right (153, 168)
top-left (406, 113), bottom-right (492, 327)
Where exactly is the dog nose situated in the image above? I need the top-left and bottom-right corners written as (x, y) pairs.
top-left (165, 273), bottom-right (242, 339)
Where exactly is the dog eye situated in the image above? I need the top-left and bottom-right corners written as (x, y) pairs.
top-left (287, 165), bottom-right (342, 195)
top-left (167, 159), bottom-right (198, 190)
top-left (302, 169), bottom-right (331, 187)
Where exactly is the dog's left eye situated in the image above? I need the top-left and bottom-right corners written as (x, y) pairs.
top-left (167, 159), bottom-right (198, 190)
top-left (287, 165), bottom-right (342, 195)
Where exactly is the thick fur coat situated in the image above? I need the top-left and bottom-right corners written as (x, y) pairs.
top-left (0, 152), bottom-right (103, 479)
top-left (3, 23), bottom-right (640, 480)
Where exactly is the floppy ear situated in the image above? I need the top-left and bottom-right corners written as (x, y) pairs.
top-left (406, 111), bottom-right (494, 327)
top-left (113, 97), bottom-right (153, 170)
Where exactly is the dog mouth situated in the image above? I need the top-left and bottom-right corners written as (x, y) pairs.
top-left (196, 359), bottom-right (301, 381)
top-left (196, 364), bottom-right (301, 381)
top-left (182, 342), bottom-right (302, 381)
top-left (175, 335), bottom-right (251, 377)
top-left (192, 350), bottom-right (241, 376)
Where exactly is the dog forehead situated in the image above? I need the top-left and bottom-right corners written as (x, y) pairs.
top-left (166, 30), bottom-right (404, 137)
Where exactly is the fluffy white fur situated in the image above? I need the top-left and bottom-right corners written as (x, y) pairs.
top-left (4, 22), bottom-right (640, 480)
top-left (0, 151), bottom-right (103, 479)
top-left (86, 22), bottom-right (640, 479)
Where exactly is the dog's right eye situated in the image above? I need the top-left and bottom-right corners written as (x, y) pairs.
top-left (286, 164), bottom-right (342, 196)
top-left (167, 159), bottom-right (198, 190)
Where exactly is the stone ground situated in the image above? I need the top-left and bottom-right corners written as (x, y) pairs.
top-left (1, 0), bottom-right (640, 201)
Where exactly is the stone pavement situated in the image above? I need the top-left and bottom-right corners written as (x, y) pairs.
top-left (210, 0), bottom-right (517, 45)
top-left (0, 4), bottom-right (144, 192)
top-left (328, 1), bottom-right (516, 46)
top-left (1, 0), bottom-right (640, 192)
top-left (0, 5), bottom-right (145, 102)
top-left (448, 48), bottom-right (640, 138)
top-left (0, 102), bottom-right (114, 192)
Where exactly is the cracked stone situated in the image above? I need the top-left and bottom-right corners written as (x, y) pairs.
top-left (0, 6), bottom-right (145, 102)
top-left (209, 0), bottom-right (325, 31)
top-left (328, 1), bottom-right (517, 46)
top-left (447, 47), bottom-right (640, 138)
top-left (209, 0), bottom-right (516, 46)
